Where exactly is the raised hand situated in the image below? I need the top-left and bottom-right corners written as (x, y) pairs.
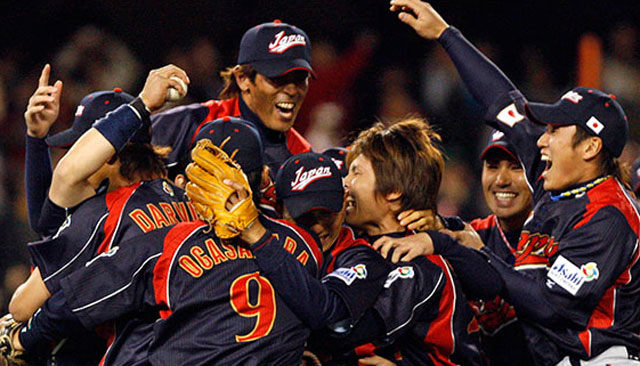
top-left (138, 64), bottom-right (189, 112)
top-left (389, 0), bottom-right (449, 40)
top-left (24, 64), bottom-right (63, 138)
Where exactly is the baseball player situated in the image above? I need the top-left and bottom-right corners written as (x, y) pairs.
top-left (7, 65), bottom-right (197, 366)
top-left (151, 20), bottom-right (314, 180)
top-left (338, 119), bottom-right (490, 365)
top-left (466, 131), bottom-right (534, 366)
top-left (630, 157), bottom-right (640, 201)
top-left (389, 1), bottom-right (640, 364)
top-left (2, 122), bottom-right (324, 366)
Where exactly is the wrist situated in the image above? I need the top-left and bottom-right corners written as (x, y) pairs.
top-left (241, 220), bottom-right (267, 245)
top-left (26, 129), bottom-right (47, 139)
top-left (128, 97), bottom-right (151, 121)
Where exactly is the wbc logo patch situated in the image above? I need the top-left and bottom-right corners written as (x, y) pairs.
top-left (384, 266), bottom-right (415, 288)
top-left (324, 264), bottom-right (367, 285)
top-left (586, 116), bottom-right (604, 135)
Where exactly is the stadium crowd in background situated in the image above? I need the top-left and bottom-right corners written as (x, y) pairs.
top-left (1, 1), bottom-right (640, 365)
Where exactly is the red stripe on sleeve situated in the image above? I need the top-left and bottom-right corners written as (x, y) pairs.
top-left (152, 221), bottom-right (207, 318)
top-left (96, 183), bottom-right (142, 254)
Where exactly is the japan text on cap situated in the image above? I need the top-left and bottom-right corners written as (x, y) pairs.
top-left (238, 20), bottom-right (314, 79)
top-left (275, 152), bottom-right (343, 220)
top-left (525, 87), bottom-right (628, 157)
top-left (480, 130), bottom-right (519, 162)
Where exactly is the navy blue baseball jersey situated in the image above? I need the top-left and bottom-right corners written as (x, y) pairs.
top-left (348, 231), bottom-right (484, 366)
top-left (248, 225), bottom-right (390, 333)
top-left (27, 178), bottom-right (196, 366)
top-left (151, 96), bottom-right (311, 176)
top-left (54, 215), bottom-right (322, 366)
top-left (439, 26), bottom-right (640, 364)
top-left (470, 215), bottom-right (534, 366)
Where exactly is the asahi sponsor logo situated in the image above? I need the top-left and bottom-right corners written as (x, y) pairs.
top-left (547, 255), bottom-right (586, 295)
top-left (291, 166), bottom-right (332, 191)
top-left (269, 31), bottom-right (306, 54)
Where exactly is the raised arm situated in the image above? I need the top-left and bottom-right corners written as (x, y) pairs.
top-left (390, 0), bottom-right (517, 111)
top-left (24, 64), bottom-right (62, 234)
top-left (49, 65), bottom-right (189, 208)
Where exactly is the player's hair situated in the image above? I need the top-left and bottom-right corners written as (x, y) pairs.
top-left (219, 65), bottom-right (257, 100)
top-left (117, 143), bottom-right (170, 182)
top-left (347, 118), bottom-right (444, 213)
top-left (572, 126), bottom-right (631, 186)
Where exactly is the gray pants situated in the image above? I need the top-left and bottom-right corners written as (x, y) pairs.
top-left (556, 346), bottom-right (640, 366)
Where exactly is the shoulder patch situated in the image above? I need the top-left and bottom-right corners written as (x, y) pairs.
top-left (496, 103), bottom-right (525, 127)
top-left (547, 255), bottom-right (587, 295)
top-left (384, 266), bottom-right (415, 288)
top-left (162, 181), bottom-right (175, 197)
top-left (324, 264), bottom-right (367, 285)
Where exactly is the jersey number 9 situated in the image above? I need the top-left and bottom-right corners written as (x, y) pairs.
top-left (230, 272), bottom-right (277, 342)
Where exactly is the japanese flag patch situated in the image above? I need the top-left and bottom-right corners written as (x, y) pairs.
top-left (496, 103), bottom-right (525, 127)
top-left (547, 255), bottom-right (588, 295)
top-left (586, 116), bottom-right (604, 135)
top-left (324, 264), bottom-right (367, 286)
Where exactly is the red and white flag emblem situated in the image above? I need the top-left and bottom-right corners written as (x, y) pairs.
top-left (496, 103), bottom-right (524, 127)
top-left (586, 116), bottom-right (604, 134)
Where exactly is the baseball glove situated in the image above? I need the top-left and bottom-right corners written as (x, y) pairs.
top-left (185, 138), bottom-right (258, 239)
top-left (0, 315), bottom-right (26, 366)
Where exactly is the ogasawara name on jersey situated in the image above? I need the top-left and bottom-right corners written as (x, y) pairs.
top-left (546, 255), bottom-right (600, 296)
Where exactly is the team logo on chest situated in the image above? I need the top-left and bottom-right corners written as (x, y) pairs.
top-left (291, 166), bottom-right (332, 191)
top-left (269, 31), bottom-right (306, 54)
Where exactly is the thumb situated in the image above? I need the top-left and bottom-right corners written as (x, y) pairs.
top-left (398, 11), bottom-right (418, 28)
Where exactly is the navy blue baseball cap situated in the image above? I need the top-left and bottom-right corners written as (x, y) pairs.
top-left (631, 157), bottom-right (640, 195)
top-left (276, 152), bottom-right (343, 220)
top-left (322, 147), bottom-right (349, 177)
top-left (525, 87), bottom-right (628, 157)
top-left (238, 20), bottom-right (315, 79)
top-left (481, 130), bottom-right (519, 162)
top-left (193, 117), bottom-right (264, 173)
top-left (46, 89), bottom-right (135, 148)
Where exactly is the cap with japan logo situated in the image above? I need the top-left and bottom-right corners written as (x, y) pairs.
top-left (525, 87), bottom-right (628, 157)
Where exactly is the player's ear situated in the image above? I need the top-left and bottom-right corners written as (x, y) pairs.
top-left (174, 174), bottom-right (187, 189)
top-left (582, 136), bottom-right (603, 161)
top-left (233, 65), bottom-right (252, 92)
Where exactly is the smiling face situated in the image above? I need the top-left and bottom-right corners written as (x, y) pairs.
top-left (482, 150), bottom-right (532, 231)
top-left (285, 206), bottom-right (345, 252)
top-left (238, 70), bottom-right (309, 132)
top-left (344, 154), bottom-right (391, 233)
top-left (537, 124), bottom-right (594, 191)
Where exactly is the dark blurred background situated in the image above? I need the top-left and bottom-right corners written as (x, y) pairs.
top-left (1, 0), bottom-right (639, 311)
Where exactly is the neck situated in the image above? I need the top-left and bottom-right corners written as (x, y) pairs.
top-left (363, 214), bottom-right (404, 237)
top-left (497, 212), bottom-right (527, 234)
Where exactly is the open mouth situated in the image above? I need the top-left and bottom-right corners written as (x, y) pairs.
top-left (494, 192), bottom-right (517, 200)
top-left (541, 154), bottom-right (552, 174)
top-left (345, 196), bottom-right (356, 212)
top-left (276, 102), bottom-right (295, 118)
